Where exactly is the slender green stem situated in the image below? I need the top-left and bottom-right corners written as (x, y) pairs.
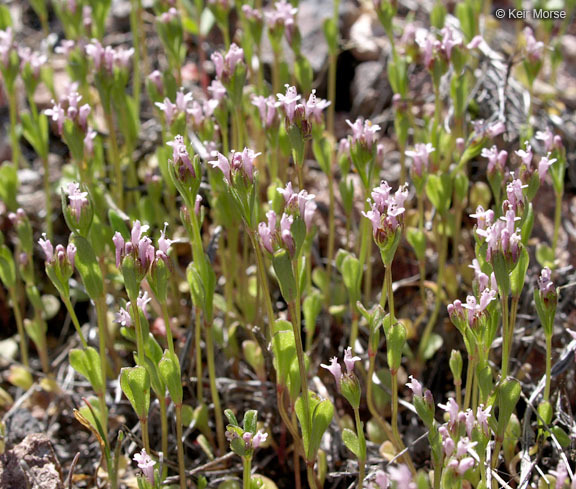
top-left (41, 156), bottom-right (53, 238)
top-left (175, 404), bottom-right (187, 489)
top-left (206, 321), bottom-right (226, 454)
top-left (463, 355), bottom-right (475, 411)
top-left (353, 408), bottom-right (366, 489)
top-left (553, 188), bottom-right (563, 251)
top-left (129, 0), bottom-right (141, 121)
top-left (418, 217), bottom-right (447, 359)
top-left (194, 307), bottom-right (204, 403)
top-left (243, 456), bottom-right (252, 489)
top-left (350, 313), bottom-right (359, 351)
top-left (544, 333), bottom-right (552, 402)
top-left (159, 396), bottom-right (169, 479)
top-left (250, 232), bottom-right (275, 343)
top-left (272, 48), bottom-right (281, 96)
top-left (103, 108), bottom-right (123, 208)
top-left (289, 290), bottom-right (314, 489)
top-left (8, 91), bottom-right (20, 167)
top-left (141, 418), bottom-right (150, 453)
top-left (500, 295), bottom-right (510, 378)
top-left (325, 163), bottom-right (336, 309)
top-left (327, 53), bottom-right (337, 137)
top-left (130, 301), bottom-right (146, 366)
top-left (390, 372), bottom-right (400, 447)
top-left (161, 302), bottom-right (175, 356)
top-left (385, 265), bottom-right (395, 321)
top-left (94, 297), bottom-right (109, 438)
top-left (10, 288), bottom-right (29, 368)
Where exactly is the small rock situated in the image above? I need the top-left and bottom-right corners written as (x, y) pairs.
top-left (349, 12), bottom-right (388, 62)
top-left (0, 433), bottom-right (63, 489)
top-left (350, 61), bottom-right (392, 117)
top-left (561, 35), bottom-right (576, 63)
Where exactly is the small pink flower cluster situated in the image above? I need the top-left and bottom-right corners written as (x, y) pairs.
top-left (515, 143), bottom-right (556, 182)
top-left (45, 91), bottom-right (91, 134)
top-left (251, 95), bottom-right (280, 128)
top-left (370, 464), bottom-right (416, 489)
top-left (85, 39), bottom-right (134, 73)
top-left (38, 234), bottom-right (76, 267)
top-left (448, 288), bottom-right (496, 328)
top-left (115, 290), bottom-right (151, 327)
top-left (481, 145), bottom-right (508, 174)
top-left (0, 28), bottom-right (14, 68)
top-left (211, 43), bottom-right (244, 81)
top-left (277, 85), bottom-right (330, 126)
top-left (473, 207), bottom-right (522, 263)
top-left (405, 143), bottom-right (434, 177)
top-left (346, 118), bottom-right (381, 150)
top-left (537, 267), bottom-right (555, 297)
top-left (277, 182), bottom-right (317, 231)
top-left (523, 27), bottom-right (544, 63)
top-left (113, 220), bottom-right (172, 272)
top-left (265, 0), bottom-right (298, 43)
top-left (362, 181), bottom-right (408, 246)
top-left (65, 182), bottom-right (90, 223)
top-left (241, 430), bottom-right (268, 449)
top-left (133, 449), bottom-right (155, 484)
top-left (18, 46), bottom-right (47, 78)
top-left (320, 347), bottom-right (361, 388)
top-left (416, 25), bottom-right (483, 69)
top-left (209, 147), bottom-right (261, 184)
top-left (167, 135), bottom-right (196, 179)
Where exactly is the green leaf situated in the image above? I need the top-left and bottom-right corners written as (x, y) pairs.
top-left (426, 173), bottom-right (452, 214)
top-left (272, 249), bottom-right (297, 303)
top-left (0, 162), bottom-right (19, 210)
top-left (323, 17), bottom-right (338, 54)
top-left (406, 228), bottom-right (426, 261)
top-left (510, 247), bottom-right (529, 298)
top-left (120, 366), bottom-right (151, 419)
top-left (308, 396), bottom-right (334, 461)
top-left (225, 409), bottom-right (239, 427)
top-left (0, 245), bottom-right (16, 288)
top-left (496, 378), bottom-right (521, 440)
top-left (158, 351), bottom-right (183, 406)
top-left (536, 243), bottom-right (555, 269)
top-left (386, 322), bottom-right (406, 372)
top-left (71, 234), bottom-right (104, 300)
top-left (243, 410), bottom-right (258, 434)
top-left (69, 347), bottom-right (104, 394)
top-left (341, 428), bottom-right (360, 458)
top-left (421, 332), bottom-right (443, 361)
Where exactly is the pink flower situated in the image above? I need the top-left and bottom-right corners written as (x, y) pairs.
top-left (481, 146), bottom-right (507, 174)
top-left (277, 85), bottom-right (301, 124)
top-left (321, 357), bottom-right (343, 386)
top-left (280, 213), bottom-right (294, 254)
top-left (374, 470), bottom-right (390, 489)
top-left (133, 449), bottom-right (155, 484)
top-left (225, 43), bottom-right (244, 72)
top-left (388, 465), bottom-right (416, 489)
top-left (406, 375), bottom-right (423, 397)
top-left (66, 182), bottom-right (89, 223)
top-left (343, 347), bottom-right (360, 374)
top-left (438, 398), bottom-right (460, 426)
top-left (67, 243), bottom-right (77, 268)
top-left (211, 51), bottom-right (225, 79)
top-left (469, 206), bottom-right (494, 231)
top-left (38, 234), bottom-right (54, 262)
top-left (148, 70), bottom-right (163, 92)
top-left (538, 267), bottom-right (555, 296)
top-left (405, 143), bottom-right (434, 177)
top-left (45, 101), bottom-right (66, 135)
top-left (209, 152), bottom-right (232, 183)
top-left (252, 430), bottom-right (268, 449)
top-left (524, 27), bottom-right (544, 62)
top-left (208, 79), bottom-right (226, 101)
top-left (84, 129), bottom-right (97, 158)
top-left (113, 232), bottom-right (125, 268)
top-left (167, 135), bottom-right (195, 178)
top-left (515, 145), bottom-right (533, 169)
top-left (346, 118), bottom-right (381, 149)
top-left (258, 211), bottom-right (276, 254)
top-left (304, 90), bottom-right (330, 123)
top-left (538, 154), bottom-right (556, 181)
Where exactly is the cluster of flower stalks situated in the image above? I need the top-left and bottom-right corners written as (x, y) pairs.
top-left (1, 1), bottom-right (575, 489)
